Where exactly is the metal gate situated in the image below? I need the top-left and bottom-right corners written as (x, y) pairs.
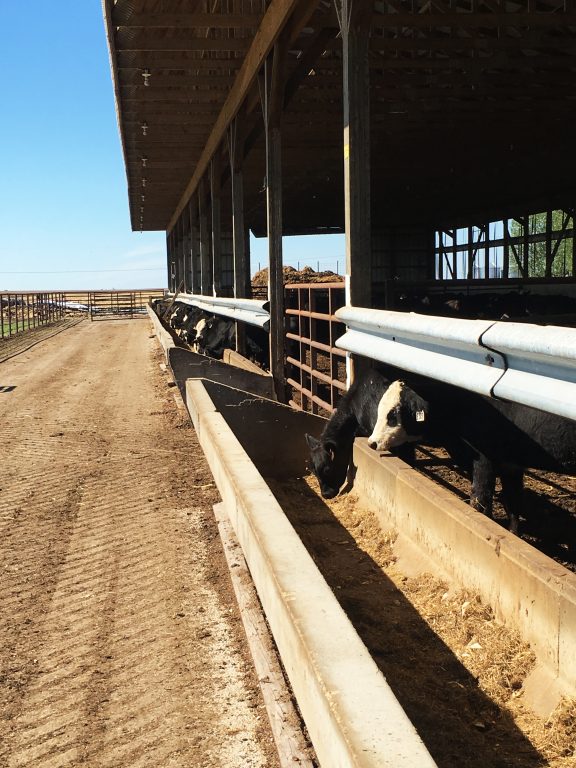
top-left (88, 291), bottom-right (150, 320)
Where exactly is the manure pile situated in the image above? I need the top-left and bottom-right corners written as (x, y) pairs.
top-left (251, 265), bottom-right (343, 287)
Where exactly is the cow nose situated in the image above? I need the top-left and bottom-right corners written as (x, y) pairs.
top-left (368, 439), bottom-right (377, 449)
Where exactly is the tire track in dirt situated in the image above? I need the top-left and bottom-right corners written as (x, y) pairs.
top-left (0, 320), bottom-right (280, 768)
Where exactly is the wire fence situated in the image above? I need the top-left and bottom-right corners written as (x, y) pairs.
top-left (0, 292), bottom-right (68, 340)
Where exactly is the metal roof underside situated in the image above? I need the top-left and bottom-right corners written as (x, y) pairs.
top-left (103, 0), bottom-right (576, 237)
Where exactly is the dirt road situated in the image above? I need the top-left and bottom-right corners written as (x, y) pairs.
top-left (0, 319), bottom-right (280, 767)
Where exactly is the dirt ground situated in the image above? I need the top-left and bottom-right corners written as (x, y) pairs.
top-left (0, 319), bottom-right (282, 768)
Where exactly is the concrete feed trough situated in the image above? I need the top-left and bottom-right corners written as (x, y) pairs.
top-left (150, 304), bottom-right (576, 761)
top-left (185, 377), bottom-right (437, 768)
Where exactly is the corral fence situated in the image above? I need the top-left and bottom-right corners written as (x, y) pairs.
top-left (0, 289), bottom-right (167, 339)
top-left (0, 292), bottom-right (67, 340)
top-left (284, 282), bottom-right (347, 415)
top-left (88, 290), bottom-right (166, 320)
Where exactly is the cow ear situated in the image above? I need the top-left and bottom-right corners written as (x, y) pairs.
top-left (325, 440), bottom-right (337, 460)
top-left (305, 433), bottom-right (321, 451)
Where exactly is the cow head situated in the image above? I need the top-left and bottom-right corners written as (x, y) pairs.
top-left (305, 433), bottom-right (350, 499)
top-left (193, 317), bottom-right (209, 348)
top-left (368, 380), bottom-right (428, 452)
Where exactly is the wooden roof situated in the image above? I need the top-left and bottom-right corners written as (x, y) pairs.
top-left (103, 0), bottom-right (576, 237)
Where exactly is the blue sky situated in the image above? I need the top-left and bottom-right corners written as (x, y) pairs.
top-left (0, 2), bottom-right (344, 292)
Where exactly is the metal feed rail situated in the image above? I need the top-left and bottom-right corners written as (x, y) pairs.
top-left (335, 307), bottom-right (576, 422)
top-left (171, 293), bottom-right (270, 330)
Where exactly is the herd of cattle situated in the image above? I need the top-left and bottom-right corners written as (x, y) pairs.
top-left (153, 297), bottom-right (575, 539)
top-left (153, 299), bottom-right (269, 368)
top-left (394, 289), bottom-right (576, 321)
top-left (306, 368), bottom-right (576, 536)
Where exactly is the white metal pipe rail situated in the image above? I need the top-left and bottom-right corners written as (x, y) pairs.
top-left (171, 293), bottom-right (270, 331)
top-left (335, 306), bottom-right (576, 422)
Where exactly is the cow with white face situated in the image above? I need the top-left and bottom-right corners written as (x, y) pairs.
top-left (192, 316), bottom-right (209, 353)
top-left (305, 370), bottom-right (392, 499)
top-left (367, 377), bottom-right (576, 536)
top-left (367, 380), bottom-right (429, 452)
top-left (194, 315), bottom-right (235, 358)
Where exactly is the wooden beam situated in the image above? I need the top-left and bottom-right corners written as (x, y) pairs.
top-left (228, 116), bottom-right (248, 355)
top-left (369, 52), bottom-right (576, 70)
top-left (263, 43), bottom-right (288, 401)
top-left (228, 117), bottom-right (249, 299)
top-left (121, 92), bottom-right (228, 103)
top-left (189, 196), bottom-right (201, 293)
top-left (116, 34), bottom-right (250, 53)
top-left (113, 12), bottom-right (264, 29)
top-left (123, 115), bottom-right (218, 125)
top-left (336, 0), bottom-right (373, 309)
top-left (371, 11), bottom-right (576, 28)
top-left (198, 178), bottom-right (212, 295)
top-left (167, 0), bottom-right (313, 233)
top-left (120, 75), bottom-right (236, 87)
top-left (211, 153), bottom-right (222, 295)
top-left (116, 56), bottom-right (244, 71)
top-left (369, 33), bottom-right (576, 52)
top-left (284, 27), bottom-right (340, 106)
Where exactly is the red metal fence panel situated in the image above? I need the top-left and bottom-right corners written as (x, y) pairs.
top-left (284, 282), bottom-right (347, 415)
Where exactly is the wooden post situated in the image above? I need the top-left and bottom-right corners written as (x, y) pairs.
top-left (336, 0), bottom-right (372, 311)
top-left (262, 43), bottom-right (287, 400)
top-left (211, 153), bottom-right (222, 296)
top-left (176, 223), bottom-right (183, 290)
top-left (179, 216), bottom-right (187, 292)
top-left (198, 178), bottom-right (212, 296)
top-left (170, 230), bottom-right (178, 292)
top-left (335, 0), bottom-right (372, 384)
top-left (228, 116), bottom-right (249, 355)
top-left (503, 218), bottom-right (510, 279)
top-left (545, 209), bottom-right (553, 278)
top-left (182, 202), bottom-right (189, 293)
top-left (467, 225), bottom-right (474, 280)
top-left (166, 232), bottom-right (172, 292)
top-left (523, 215), bottom-right (529, 278)
top-left (189, 196), bottom-right (200, 294)
top-left (183, 204), bottom-right (191, 293)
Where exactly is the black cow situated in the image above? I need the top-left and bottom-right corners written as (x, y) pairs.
top-left (194, 315), bottom-right (235, 358)
top-left (305, 370), bottom-right (403, 499)
top-left (168, 303), bottom-right (188, 329)
top-left (194, 315), bottom-right (269, 367)
top-left (179, 306), bottom-right (206, 345)
top-left (368, 379), bottom-right (576, 535)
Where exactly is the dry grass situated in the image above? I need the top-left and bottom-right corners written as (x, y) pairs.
top-left (276, 474), bottom-right (576, 766)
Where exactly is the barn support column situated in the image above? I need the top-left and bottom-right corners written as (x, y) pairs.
top-left (211, 153), bottom-right (222, 296)
top-left (167, 231), bottom-right (176, 293)
top-left (228, 116), bottom-right (249, 355)
top-left (166, 232), bottom-right (171, 292)
top-left (189, 196), bottom-right (201, 294)
top-left (184, 205), bottom-right (193, 293)
top-left (336, 0), bottom-right (372, 310)
top-left (180, 215), bottom-right (188, 293)
top-left (176, 224), bottom-right (183, 291)
top-left (198, 177), bottom-right (212, 296)
top-left (262, 43), bottom-right (287, 400)
top-left (178, 217), bottom-right (187, 292)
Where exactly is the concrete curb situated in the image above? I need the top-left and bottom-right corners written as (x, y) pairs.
top-left (353, 438), bottom-right (576, 697)
top-left (147, 305), bottom-right (175, 355)
top-left (146, 305), bottom-right (276, 399)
